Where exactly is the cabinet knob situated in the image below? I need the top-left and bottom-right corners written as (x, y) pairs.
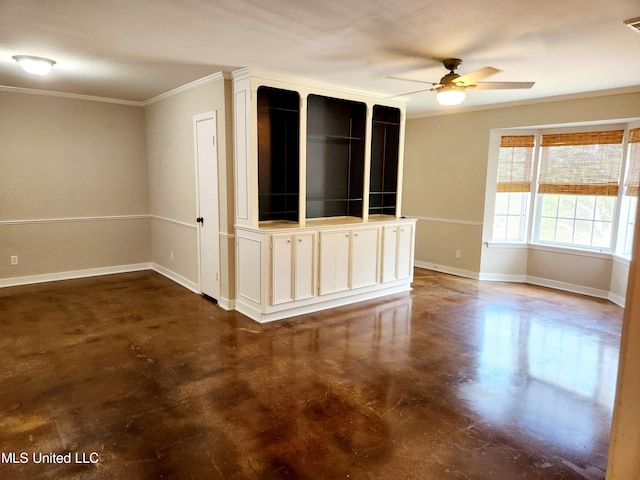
top-left (298, 238), bottom-right (302, 243)
top-left (393, 229), bottom-right (397, 233)
top-left (287, 239), bottom-right (291, 244)
top-left (355, 232), bottom-right (359, 237)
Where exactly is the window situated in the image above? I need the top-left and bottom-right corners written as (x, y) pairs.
top-left (535, 130), bottom-right (624, 250)
top-left (620, 128), bottom-right (640, 256)
top-left (493, 135), bottom-right (534, 241)
top-left (492, 128), bottom-right (634, 253)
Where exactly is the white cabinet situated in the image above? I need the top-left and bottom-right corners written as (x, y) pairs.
top-left (271, 235), bottom-right (294, 304)
top-left (319, 227), bottom-right (380, 295)
top-left (237, 219), bottom-right (415, 322)
top-left (271, 233), bottom-right (315, 305)
top-left (350, 227), bottom-right (379, 289)
top-left (382, 223), bottom-right (414, 283)
top-left (319, 230), bottom-right (350, 295)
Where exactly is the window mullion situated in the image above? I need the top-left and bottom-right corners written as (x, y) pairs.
top-left (612, 129), bottom-right (631, 254)
top-left (529, 132), bottom-right (542, 243)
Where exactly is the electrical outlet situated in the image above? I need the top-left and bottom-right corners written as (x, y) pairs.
top-left (170, 250), bottom-right (174, 261)
top-left (10, 255), bottom-right (19, 265)
top-left (455, 250), bottom-right (461, 259)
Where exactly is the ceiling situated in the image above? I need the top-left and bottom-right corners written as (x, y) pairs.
top-left (1, 0), bottom-right (640, 116)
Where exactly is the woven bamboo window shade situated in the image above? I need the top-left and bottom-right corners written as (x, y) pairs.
top-left (538, 130), bottom-right (624, 196)
top-left (497, 135), bottom-right (535, 192)
top-left (624, 128), bottom-right (640, 196)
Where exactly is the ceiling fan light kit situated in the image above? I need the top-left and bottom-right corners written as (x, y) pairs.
top-left (436, 86), bottom-right (466, 105)
top-left (12, 55), bottom-right (56, 76)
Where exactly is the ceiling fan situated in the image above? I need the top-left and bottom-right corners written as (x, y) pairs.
top-left (390, 58), bottom-right (535, 105)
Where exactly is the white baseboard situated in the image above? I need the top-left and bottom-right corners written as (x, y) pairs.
top-left (150, 263), bottom-right (199, 294)
top-left (525, 275), bottom-right (609, 300)
top-left (0, 263), bottom-right (152, 288)
top-left (217, 297), bottom-right (236, 311)
top-left (608, 292), bottom-right (626, 308)
top-left (417, 262), bottom-right (624, 304)
top-left (414, 261), bottom-right (480, 280)
top-left (237, 284), bottom-right (412, 323)
top-left (478, 272), bottom-right (528, 282)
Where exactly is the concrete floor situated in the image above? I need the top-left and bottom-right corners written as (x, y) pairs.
top-left (0, 268), bottom-right (623, 479)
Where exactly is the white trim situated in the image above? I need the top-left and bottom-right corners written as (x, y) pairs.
top-left (0, 84), bottom-right (144, 106)
top-left (407, 86), bottom-right (640, 120)
top-left (143, 72), bottom-right (226, 106)
top-left (151, 263), bottom-right (199, 293)
top-left (217, 297), bottom-right (236, 311)
top-left (413, 216), bottom-right (483, 226)
top-left (478, 272), bottom-right (528, 282)
top-left (526, 275), bottom-right (609, 300)
top-left (219, 232), bottom-right (236, 238)
top-left (528, 242), bottom-right (612, 259)
top-left (608, 292), bottom-right (626, 308)
top-left (0, 263), bottom-right (151, 288)
top-left (414, 261), bottom-right (480, 280)
top-left (613, 254), bottom-right (632, 266)
top-left (484, 241), bottom-right (529, 249)
top-left (420, 263), bottom-right (623, 304)
top-left (0, 214), bottom-right (149, 226)
top-left (150, 215), bottom-right (197, 229)
top-left (235, 284), bottom-right (411, 323)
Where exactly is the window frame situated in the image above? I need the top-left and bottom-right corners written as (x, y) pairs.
top-left (488, 123), bottom-right (635, 257)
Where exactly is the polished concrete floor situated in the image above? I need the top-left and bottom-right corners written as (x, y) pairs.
top-left (0, 269), bottom-right (623, 479)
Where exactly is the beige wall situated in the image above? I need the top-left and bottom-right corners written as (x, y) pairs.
top-left (0, 91), bottom-right (149, 284)
top-left (404, 91), bottom-right (640, 297)
top-left (144, 76), bottom-right (235, 304)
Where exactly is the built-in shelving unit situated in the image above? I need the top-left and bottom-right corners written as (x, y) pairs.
top-left (306, 94), bottom-right (366, 219)
top-left (232, 69), bottom-right (413, 323)
top-left (257, 86), bottom-right (300, 222)
top-left (369, 105), bottom-right (400, 216)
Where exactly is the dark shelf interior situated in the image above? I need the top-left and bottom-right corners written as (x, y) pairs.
top-left (257, 86), bottom-right (300, 222)
top-left (306, 94), bottom-right (366, 218)
top-left (369, 105), bottom-right (400, 216)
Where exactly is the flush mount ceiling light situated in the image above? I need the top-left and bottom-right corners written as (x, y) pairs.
top-left (12, 55), bottom-right (56, 75)
top-left (436, 86), bottom-right (466, 106)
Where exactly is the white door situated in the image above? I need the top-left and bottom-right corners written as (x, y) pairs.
top-left (381, 225), bottom-right (398, 283)
top-left (195, 112), bottom-right (220, 300)
top-left (294, 233), bottom-right (315, 300)
top-left (319, 230), bottom-right (350, 295)
top-left (271, 235), bottom-right (294, 305)
top-left (350, 228), bottom-right (379, 289)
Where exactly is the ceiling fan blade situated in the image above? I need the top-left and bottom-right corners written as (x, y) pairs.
top-left (390, 86), bottom-right (438, 98)
top-left (454, 67), bottom-right (501, 86)
top-left (471, 81), bottom-right (535, 90)
top-left (386, 75), bottom-right (437, 85)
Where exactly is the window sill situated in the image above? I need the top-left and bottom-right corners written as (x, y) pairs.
top-left (485, 240), bottom-right (620, 260)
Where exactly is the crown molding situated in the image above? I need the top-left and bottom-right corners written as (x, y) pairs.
top-left (407, 85), bottom-right (640, 120)
top-left (143, 71), bottom-right (227, 106)
top-left (0, 85), bottom-right (143, 106)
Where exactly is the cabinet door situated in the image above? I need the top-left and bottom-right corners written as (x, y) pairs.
top-left (397, 224), bottom-right (413, 280)
top-left (295, 233), bottom-right (315, 300)
top-left (381, 225), bottom-right (399, 283)
top-left (271, 235), bottom-right (294, 304)
top-left (319, 230), bottom-right (350, 295)
top-left (351, 228), bottom-right (379, 289)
